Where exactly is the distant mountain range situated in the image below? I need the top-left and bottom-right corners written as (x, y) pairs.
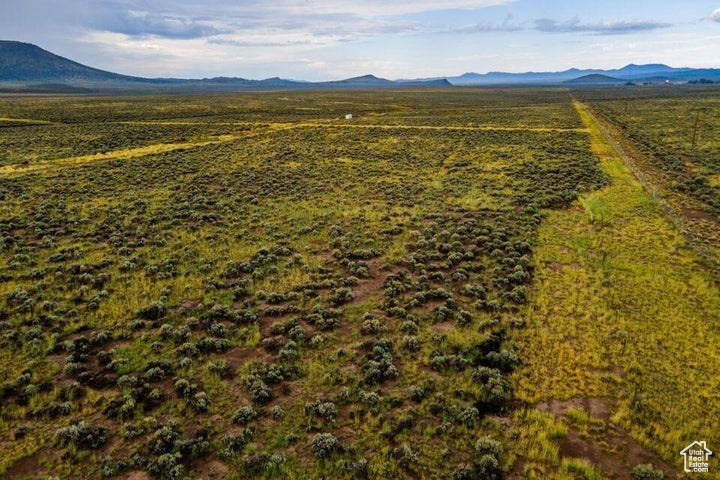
top-left (1, 40), bottom-right (719, 93)
top-left (0, 41), bottom-right (449, 92)
top-left (427, 63), bottom-right (720, 86)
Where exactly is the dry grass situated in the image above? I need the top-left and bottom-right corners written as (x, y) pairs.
top-left (511, 101), bottom-right (720, 477)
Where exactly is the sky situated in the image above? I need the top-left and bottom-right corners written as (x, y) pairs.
top-left (1, 0), bottom-right (719, 80)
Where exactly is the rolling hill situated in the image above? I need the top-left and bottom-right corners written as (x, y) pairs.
top-left (0, 40), bottom-right (144, 83)
top-left (564, 74), bottom-right (626, 85)
top-left (0, 40), bottom-right (449, 92)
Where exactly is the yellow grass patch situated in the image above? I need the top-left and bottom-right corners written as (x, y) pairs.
top-left (0, 134), bottom-right (238, 178)
top-left (512, 101), bottom-right (720, 469)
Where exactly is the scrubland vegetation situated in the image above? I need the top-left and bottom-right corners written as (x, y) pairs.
top-left (576, 87), bottom-right (720, 216)
top-left (575, 87), bottom-right (720, 273)
top-left (0, 87), bottom-right (718, 479)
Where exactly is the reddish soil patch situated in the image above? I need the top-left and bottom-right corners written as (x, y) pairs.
top-left (45, 352), bottom-right (67, 368)
top-left (680, 204), bottom-right (716, 223)
top-left (195, 458), bottom-right (230, 479)
top-left (351, 275), bottom-right (385, 304)
top-left (337, 315), bottom-right (354, 344)
top-left (350, 260), bottom-right (403, 306)
top-left (154, 377), bottom-right (177, 396)
top-left (535, 398), bottom-right (677, 479)
top-left (548, 262), bottom-right (564, 273)
top-left (102, 338), bottom-right (135, 350)
top-left (547, 261), bottom-right (580, 273)
top-left (432, 321), bottom-right (455, 334)
top-left (508, 458), bottom-right (528, 478)
top-left (222, 346), bottom-right (272, 370)
top-left (257, 314), bottom-right (277, 337)
top-left (119, 471), bottom-right (152, 480)
top-left (557, 428), bottom-right (676, 480)
top-left (5, 448), bottom-right (47, 479)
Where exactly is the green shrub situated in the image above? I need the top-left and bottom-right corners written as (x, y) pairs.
top-left (631, 464), bottom-right (665, 480)
top-left (310, 433), bottom-right (341, 459)
top-left (55, 421), bottom-right (107, 450)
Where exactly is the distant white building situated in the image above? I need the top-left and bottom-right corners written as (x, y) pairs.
top-left (345, 113), bottom-right (353, 120)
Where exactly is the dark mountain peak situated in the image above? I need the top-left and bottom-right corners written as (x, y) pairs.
top-left (349, 74), bottom-right (384, 80)
top-left (201, 76), bottom-right (251, 83)
top-left (0, 39), bottom-right (140, 83)
top-left (0, 40), bottom-right (43, 52)
top-left (328, 74), bottom-right (394, 85)
top-left (1, 40), bottom-right (37, 51)
top-left (425, 78), bottom-right (453, 87)
top-left (564, 74), bottom-right (625, 84)
top-left (615, 63), bottom-right (675, 74)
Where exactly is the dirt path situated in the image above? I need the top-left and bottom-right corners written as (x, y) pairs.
top-left (0, 125), bottom-right (299, 178)
top-left (117, 119), bottom-right (588, 133)
top-left (574, 100), bottom-right (720, 283)
top-left (0, 134), bottom-right (239, 178)
top-left (0, 116), bottom-right (55, 125)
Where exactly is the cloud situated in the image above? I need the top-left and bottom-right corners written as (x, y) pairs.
top-left (80, 1), bottom-right (513, 44)
top-left (93, 9), bottom-right (230, 39)
top-left (535, 17), bottom-right (671, 35)
top-left (711, 8), bottom-right (720, 22)
top-left (208, 38), bottom-right (316, 48)
top-left (175, 0), bottom-right (516, 18)
top-left (448, 14), bottom-right (524, 33)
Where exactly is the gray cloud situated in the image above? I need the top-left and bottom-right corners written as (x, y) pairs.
top-left (311, 20), bottom-right (423, 37)
top-left (445, 15), bottom-right (668, 36)
top-left (449, 14), bottom-right (524, 33)
top-left (208, 38), bottom-right (316, 47)
top-left (93, 9), bottom-right (230, 39)
top-left (83, 3), bottom-right (431, 44)
top-left (535, 17), bottom-right (671, 35)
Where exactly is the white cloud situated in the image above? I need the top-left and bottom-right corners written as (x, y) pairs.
top-left (711, 8), bottom-right (720, 22)
top-left (182, 0), bottom-right (516, 18)
top-left (79, 1), bottom-right (516, 48)
top-left (77, 30), bottom-right (349, 79)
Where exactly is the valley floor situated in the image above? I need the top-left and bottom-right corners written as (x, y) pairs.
top-left (0, 88), bottom-right (718, 479)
